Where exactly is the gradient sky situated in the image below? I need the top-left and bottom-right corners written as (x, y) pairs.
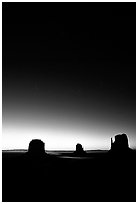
top-left (2, 3), bottom-right (136, 150)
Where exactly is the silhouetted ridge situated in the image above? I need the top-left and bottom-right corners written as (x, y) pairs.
top-left (27, 139), bottom-right (46, 158)
top-left (2, 134), bottom-right (136, 201)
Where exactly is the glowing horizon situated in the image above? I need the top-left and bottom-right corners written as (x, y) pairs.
top-left (2, 94), bottom-right (136, 151)
top-left (2, 121), bottom-right (136, 150)
top-left (2, 2), bottom-right (136, 154)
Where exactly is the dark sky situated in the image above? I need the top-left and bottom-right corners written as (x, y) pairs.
top-left (2, 3), bottom-right (136, 150)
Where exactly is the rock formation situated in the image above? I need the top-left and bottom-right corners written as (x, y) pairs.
top-left (27, 139), bottom-right (46, 158)
top-left (110, 133), bottom-right (130, 152)
top-left (74, 143), bottom-right (86, 156)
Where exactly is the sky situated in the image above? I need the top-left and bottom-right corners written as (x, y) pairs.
top-left (2, 2), bottom-right (136, 150)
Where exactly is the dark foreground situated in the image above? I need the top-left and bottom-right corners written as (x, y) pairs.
top-left (2, 150), bottom-right (136, 202)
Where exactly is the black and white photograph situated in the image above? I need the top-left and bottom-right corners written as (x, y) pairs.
top-left (2, 2), bottom-right (136, 202)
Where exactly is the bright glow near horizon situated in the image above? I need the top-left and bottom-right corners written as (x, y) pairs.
top-left (2, 124), bottom-right (136, 150)
top-left (2, 128), bottom-right (106, 150)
